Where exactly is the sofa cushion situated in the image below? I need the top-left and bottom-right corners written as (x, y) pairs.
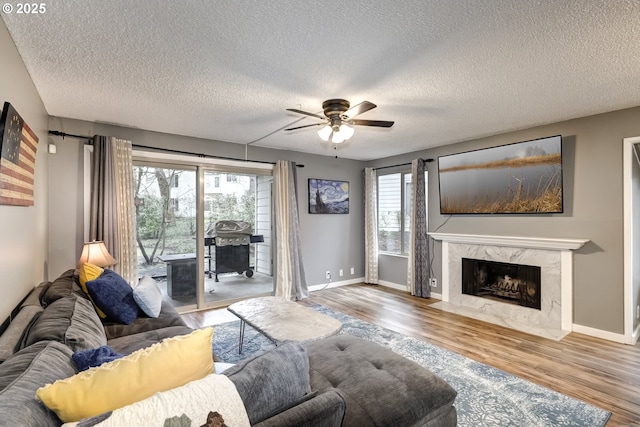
top-left (86, 269), bottom-right (140, 325)
top-left (107, 325), bottom-right (194, 355)
top-left (20, 281), bottom-right (49, 309)
top-left (37, 327), bottom-right (214, 423)
top-left (0, 341), bottom-right (77, 427)
top-left (0, 340), bottom-right (52, 391)
top-left (224, 340), bottom-right (312, 425)
top-left (0, 305), bottom-right (42, 362)
top-left (42, 269), bottom-right (86, 306)
top-left (133, 276), bottom-right (163, 318)
top-left (60, 373), bottom-right (250, 427)
top-left (306, 335), bottom-right (458, 427)
top-left (103, 300), bottom-right (187, 340)
top-left (253, 389), bottom-right (346, 427)
top-left (23, 295), bottom-right (107, 352)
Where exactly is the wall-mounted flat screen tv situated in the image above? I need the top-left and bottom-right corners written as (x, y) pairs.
top-left (438, 135), bottom-right (563, 214)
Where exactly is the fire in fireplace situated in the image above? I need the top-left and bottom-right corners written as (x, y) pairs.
top-left (461, 258), bottom-right (541, 310)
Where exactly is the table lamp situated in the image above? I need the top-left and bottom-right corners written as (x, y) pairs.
top-left (77, 240), bottom-right (117, 269)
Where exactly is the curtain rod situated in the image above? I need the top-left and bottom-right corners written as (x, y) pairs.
top-left (48, 130), bottom-right (304, 167)
top-left (373, 158), bottom-right (434, 171)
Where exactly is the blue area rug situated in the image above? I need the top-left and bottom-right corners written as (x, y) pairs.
top-left (213, 304), bottom-right (611, 427)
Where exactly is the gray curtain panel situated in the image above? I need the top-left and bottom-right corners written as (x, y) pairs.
top-left (411, 158), bottom-right (430, 298)
top-left (90, 135), bottom-right (118, 254)
top-left (89, 135), bottom-right (138, 284)
top-left (289, 162), bottom-right (308, 300)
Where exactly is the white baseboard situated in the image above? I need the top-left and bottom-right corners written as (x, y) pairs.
top-left (571, 323), bottom-right (627, 344)
top-left (375, 281), bottom-right (442, 300)
top-left (377, 280), bottom-right (407, 291)
top-left (308, 277), bottom-right (364, 292)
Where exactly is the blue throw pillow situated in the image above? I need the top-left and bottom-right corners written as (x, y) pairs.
top-left (72, 345), bottom-right (123, 371)
top-left (86, 270), bottom-right (140, 325)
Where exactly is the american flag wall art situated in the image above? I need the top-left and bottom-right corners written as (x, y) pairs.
top-left (0, 102), bottom-right (39, 206)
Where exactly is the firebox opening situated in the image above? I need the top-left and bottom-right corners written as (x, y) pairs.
top-left (462, 258), bottom-right (541, 310)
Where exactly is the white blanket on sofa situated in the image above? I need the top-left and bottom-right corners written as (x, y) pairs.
top-left (63, 373), bottom-right (250, 427)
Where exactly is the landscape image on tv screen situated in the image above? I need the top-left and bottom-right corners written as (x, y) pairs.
top-left (438, 135), bottom-right (563, 214)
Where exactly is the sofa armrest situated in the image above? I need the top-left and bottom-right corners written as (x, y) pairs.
top-left (253, 389), bottom-right (346, 427)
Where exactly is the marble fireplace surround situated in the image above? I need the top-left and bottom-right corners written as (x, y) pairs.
top-left (428, 233), bottom-right (589, 340)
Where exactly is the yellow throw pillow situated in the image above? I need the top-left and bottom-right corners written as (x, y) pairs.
top-left (78, 263), bottom-right (107, 318)
top-left (37, 327), bottom-right (214, 423)
top-left (78, 263), bottom-right (104, 292)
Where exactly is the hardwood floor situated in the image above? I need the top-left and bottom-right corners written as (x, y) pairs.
top-left (183, 284), bottom-right (640, 426)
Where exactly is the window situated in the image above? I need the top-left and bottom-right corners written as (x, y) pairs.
top-left (169, 197), bottom-right (179, 212)
top-left (214, 176), bottom-right (220, 187)
top-left (377, 171), bottom-right (426, 255)
top-left (171, 175), bottom-right (179, 187)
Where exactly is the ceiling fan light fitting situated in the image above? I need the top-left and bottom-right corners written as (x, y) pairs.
top-left (317, 125), bottom-right (332, 141)
top-left (331, 132), bottom-right (346, 143)
top-left (339, 124), bottom-right (354, 140)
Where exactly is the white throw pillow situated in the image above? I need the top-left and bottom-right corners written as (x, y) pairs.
top-left (62, 374), bottom-right (250, 427)
top-left (133, 276), bottom-right (163, 318)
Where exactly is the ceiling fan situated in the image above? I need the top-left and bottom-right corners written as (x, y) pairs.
top-left (285, 99), bottom-right (394, 143)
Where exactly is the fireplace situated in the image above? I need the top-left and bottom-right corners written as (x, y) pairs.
top-left (427, 233), bottom-right (589, 339)
top-left (462, 258), bottom-right (541, 310)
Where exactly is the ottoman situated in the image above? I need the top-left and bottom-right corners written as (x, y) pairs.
top-left (306, 335), bottom-right (457, 427)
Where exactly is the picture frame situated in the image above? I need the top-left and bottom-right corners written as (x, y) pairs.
top-left (437, 135), bottom-right (562, 214)
top-left (0, 102), bottom-right (39, 206)
top-left (308, 178), bottom-right (349, 214)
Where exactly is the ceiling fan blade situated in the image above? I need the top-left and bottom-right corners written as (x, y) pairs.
top-left (342, 101), bottom-right (376, 119)
top-left (286, 108), bottom-right (326, 120)
top-left (284, 123), bottom-right (324, 131)
top-left (350, 119), bottom-right (394, 128)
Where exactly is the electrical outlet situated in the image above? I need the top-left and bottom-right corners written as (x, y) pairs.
top-left (339, 269), bottom-right (343, 277)
top-left (350, 267), bottom-right (355, 275)
top-left (325, 271), bottom-right (331, 280)
top-left (429, 278), bottom-right (437, 288)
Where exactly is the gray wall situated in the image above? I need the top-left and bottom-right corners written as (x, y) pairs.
top-left (0, 19), bottom-right (49, 320)
top-left (46, 117), bottom-right (365, 286)
top-left (369, 106), bottom-right (640, 335)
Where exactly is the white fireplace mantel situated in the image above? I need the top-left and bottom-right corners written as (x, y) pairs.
top-left (428, 233), bottom-right (589, 251)
top-left (428, 233), bottom-right (590, 339)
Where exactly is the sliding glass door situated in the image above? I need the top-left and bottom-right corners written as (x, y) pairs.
top-left (201, 170), bottom-right (273, 304)
top-left (133, 164), bottom-right (199, 309)
top-left (133, 155), bottom-right (274, 312)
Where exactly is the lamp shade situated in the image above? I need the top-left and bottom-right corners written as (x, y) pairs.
top-left (77, 241), bottom-right (117, 268)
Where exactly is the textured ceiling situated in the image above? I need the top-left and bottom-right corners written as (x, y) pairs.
top-left (3, 0), bottom-right (640, 160)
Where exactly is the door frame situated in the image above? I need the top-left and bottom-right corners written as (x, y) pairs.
top-left (623, 136), bottom-right (640, 344)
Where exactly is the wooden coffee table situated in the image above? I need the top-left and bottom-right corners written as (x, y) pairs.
top-left (227, 296), bottom-right (342, 352)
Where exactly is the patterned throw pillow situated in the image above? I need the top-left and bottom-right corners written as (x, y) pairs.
top-left (60, 376), bottom-right (248, 427)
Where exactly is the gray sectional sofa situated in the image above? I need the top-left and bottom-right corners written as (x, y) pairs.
top-left (0, 269), bottom-right (457, 426)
